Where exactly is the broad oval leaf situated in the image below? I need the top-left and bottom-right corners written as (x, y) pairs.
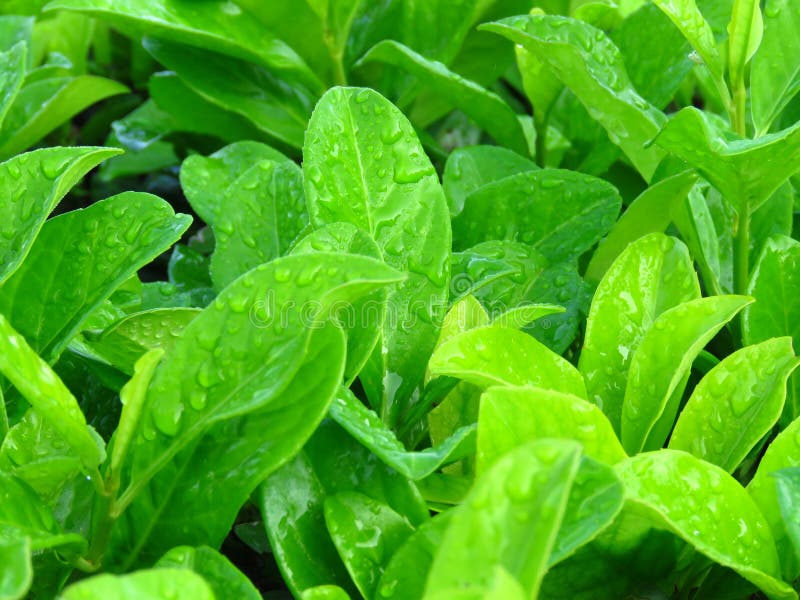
top-left (621, 295), bottom-right (753, 454)
top-left (0, 537), bottom-right (30, 600)
top-left (481, 14), bottom-right (666, 180)
top-left (429, 325), bottom-right (587, 398)
top-left (579, 233), bottom-right (700, 433)
top-left (451, 169), bottom-right (621, 262)
top-left (617, 450), bottom-right (794, 599)
top-left (477, 386), bottom-right (626, 473)
top-left (303, 86), bottom-right (451, 426)
top-left (0, 192), bottom-right (191, 362)
top-left (0, 146), bottom-right (122, 284)
top-left (670, 338), bottom-right (798, 472)
top-left (156, 545), bottom-right (261, 600)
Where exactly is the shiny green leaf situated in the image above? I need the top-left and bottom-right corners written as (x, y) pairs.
top-left (303, 87), bottom-right (450, 426)
top-left (59, 569), bottom-right (214, 600)
top-left (429, 325), bottom-right (587, 398)
top-left (579, 234), bottom-right (700, 433)
top-left (324, 491), bottom-right (415, 599)
top-left (0, 192), bottom-right (191, 362)
top-left (452, 169), bottom-right (621, 262)
top-left (617, 450), bottom-right (794, 599)
top-left (670, 338), bottom-right (799, 472)
top-left (0, 537), bottom-right (30, 600)
top-left (0, 42), bottom-right (25, 131)
top-left (727, 0), bottom-right (763, 89)
top-left (774, 468), bottom-right (800, 570)
top-left (477, 386), bottom-right (627, 473)
top-left (482, 15), bottom-right (666, 180)
top-left (0, 146), bottom-right (121, 285)
top-left (621, 295), bottom-right (752, 454)
top-left (156, 545), bottom-right (261, 600)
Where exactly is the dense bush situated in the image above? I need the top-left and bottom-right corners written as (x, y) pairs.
top-left (1, 0), bottom-right (800, 598)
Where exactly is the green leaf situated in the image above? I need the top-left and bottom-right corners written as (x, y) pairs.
top-left (655, 107), bottom-right (800, 213)
top-left (616, 450), bottom-right (795, 599)
top-left (59, 569), bottom-right (214, 600)
top-left (112, 254), bottom-right (401, 567)
top-left (86, 309), bottom-right (198, 375)
top-left (443, 145), bottom-right (537, 216)
top-left (429, 325), bottom-right (587, 398)
top-left (579, 234), bottom-right (701, 434)
top-left (477, 386), bottom-right (627, 473)
top-left (481, 15), bottom-right (666, 180)
top-left (303, 87), bottom-right (450, 426)
top-left (329, 387), bottom-right (476, 480)
top-left (749, 415), bottom-right (800, 580)
top-left (0, 192), bottom-right (191, 362)
top-left (669, 338), bottom-right (799, 472)
top-left (324, 491), bottom-right (415, 599)
top-left (356, 40), bottom-right (528, 156)
top-left (0, 146), bottom-right (121, 284)
top-left (621, 295), bottom-right (752, 454)
top-left (0, 408), bottom-right (82, 502)
top-left (0, 316), bottom-right (103, 472)
top-left (452, 169), bottom-right (621, 262)
top-left (585, 170), bottom-right (698, 284)
top-left (0, 42), bottom-right (25, 131)
top-left (773, 468), bottom-right (800, 570)
top-left (259, 421), bottom-right (428, 597)
top-left (0, 537), bottom-right (30, 600)
top-left (144, 38), bottom-right (313, 149)
top-left (43, 0), bottom-right (321, 90)
top-left (424, 440), bottom-right (581, 598)
top-left (744, 236), bottom-right (800, 425)
top-left (302, 585), bottom-right (351, 600)
top-left (651, 0), bottom-right (725, 84)
top-left (0, 75), bottom-right (128, 160)
top-left (727, 0), bottom-right (763, 89)
top-left (181, 143), bottom-right (307, 290)
top-left (0, 472), bottom-right (86, 555)
top-left (751, 0), bottom-right (800, 134)
top-left (291, 223), bottom-right (387, 382)
top-left (156, 545), bottom-right (261, 600)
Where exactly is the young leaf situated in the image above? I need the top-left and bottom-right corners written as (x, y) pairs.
top-left (443, 145), bottom-right (538, 216)
top-left (0, 42), bottom-right (25, 130)
top-left (727, 0), bottom-right (763, 91)
top-left (43, 0), bottom-right (321, 90)
top-left (654, 107), bottom-right (800, 214)
top-left (329, 388), bottom-right (476, 480)
top-left (0, 316), bottom-right (104, 473)
top-left (669, 338), bottom-right (799, 472)
top-left (616, 450), bottom-right (795, 599)
top-left (143, 38), bottom-right (313, 149)
top-left (579, 234), bottom-right (700, 433)
top-left (451, 169), bottom-right (621, 262)
top-left (584, 170), bottom-right (698, 283)
top-left (59, 569), bottom-right (214, 600)
top-left (743, 236), bottom-right (800, 425)
top-left (621, 295), bottom-right (753, 454)
top-left (356, 40), bottom-right (529, 156)
top-left (425, 440), bottom-right (581, 598)
top-left (0, 537), bottom-right (30, 600)
top-left (749, 416), bottom-right (800, 580)
top-left (428, 325), bottom-right (587, 398)
top-left (477, 386), bottom-right (627, 473)
top-left (751, 0), bottom-right (800, 134)
top-left (481, 14), bottom-right (666, 180)
top-left (324, 491), bottom-right (415, 599)
top-left (259, 421), bottom-right (428, 597)
top-left (0, 146), bottom-right (122, 285)
top-left (0, 192), bottom-right (191, 362)
top-left (156, 545), bottom-right (261, 600)
top-left (303, 86), bottom-right (451, 427)
top-left (302, 586), bottom-right (351, 600)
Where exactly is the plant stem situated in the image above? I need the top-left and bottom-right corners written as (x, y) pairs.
top-left (730, 78), bottom-right (747, 138)
top-left (534, 116), bottom-right (547, 168)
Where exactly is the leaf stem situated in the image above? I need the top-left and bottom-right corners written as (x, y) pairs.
top-left (729, 78), bottom-right (747, 138)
